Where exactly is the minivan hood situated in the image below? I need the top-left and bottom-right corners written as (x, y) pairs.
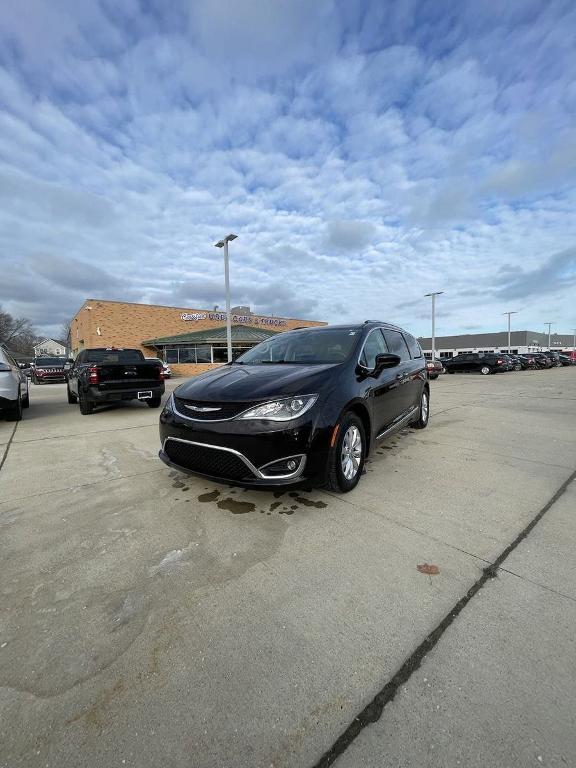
top-left (175, 363), bottom-right (340, 402)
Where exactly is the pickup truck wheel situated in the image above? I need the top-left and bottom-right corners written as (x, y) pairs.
top-left (147, 396), bottom-right (162, 408)
top-left (79, 391), bottom-right (94, 415)
top-left (67, 386), bottom-right (77, 404)
top-left (325, 413), bottom-right (365, 493)
top-left (480, 365), bottom-right (491, 375)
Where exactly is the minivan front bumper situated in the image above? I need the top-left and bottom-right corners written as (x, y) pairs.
top-left (158, 396), bottom-right (331, 487)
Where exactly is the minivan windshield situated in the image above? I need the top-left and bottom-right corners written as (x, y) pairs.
top-left (236, 328), bottom-right (360, 365)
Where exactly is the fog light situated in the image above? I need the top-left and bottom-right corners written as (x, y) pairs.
top-left (287, 460), bottom-right (297, 471)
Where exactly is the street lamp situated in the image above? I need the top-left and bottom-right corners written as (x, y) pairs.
top-left (424, 292), bottom-right (444, 361)
top-left (502, 311), bottom-right (518, 353)
top-left (214, 233), bottom-right (238, 363)
top-left (544, 322), bottom-right (553, 351)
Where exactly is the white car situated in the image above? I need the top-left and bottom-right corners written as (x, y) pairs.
top-left (146, 358), bottom-right (172, 378)
top-left (0, 347), bottom-right (29, 421)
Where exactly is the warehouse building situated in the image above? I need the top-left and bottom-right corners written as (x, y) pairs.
top-left (418, 330), bottom-right (576, 359)
top-left (70, 299), bottom-right (324, 376)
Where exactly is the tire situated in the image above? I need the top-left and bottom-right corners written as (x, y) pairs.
top-left (147, 396), bottom-right (162, 408)
top-left (6, 389), bottom-right (23, 421)
top-left (32, 376), bottom-right (40, 385)
top-left (447, 369), bottom-right (455, 374)
top-left (325, 413), bottom-right (366, 493)
top-left (514, 365), bottom-right (521, 371)
top-left (22, 390), bottom-right (30, 408)
top-left (480, 366), bottom-right (491, 375)
top-left (67, 386), bottom-right (77, 404)
top-left (79, 391), bottom-right (94, 415)
top-left (428, 374), bottom-right (439, 380)
top-left (412, 387), bottom-right (430, 429)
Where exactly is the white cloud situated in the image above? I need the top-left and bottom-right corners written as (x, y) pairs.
top-left (0, 0), bottom-right (575, 340)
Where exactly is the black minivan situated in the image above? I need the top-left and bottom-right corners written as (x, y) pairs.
top-left (159, 322), bottom-right (429, 492)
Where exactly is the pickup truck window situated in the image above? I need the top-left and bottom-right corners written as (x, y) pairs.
top-left (83, 349), bottom-right (145, 364)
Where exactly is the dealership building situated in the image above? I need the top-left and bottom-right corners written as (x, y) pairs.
top-left (70, 299), bottom-right (324, 376)
top-left (418, 330), bottom-right (576, 358)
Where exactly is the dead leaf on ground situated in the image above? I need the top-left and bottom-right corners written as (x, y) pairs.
top-left (417, 563), bottom-right (440, 575)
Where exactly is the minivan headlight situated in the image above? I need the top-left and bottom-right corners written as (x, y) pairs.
top-left (237, 394), bottom-right (318, 421)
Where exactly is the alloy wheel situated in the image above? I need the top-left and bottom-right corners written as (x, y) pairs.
top-left (341, 425), bottom-right (362, 480)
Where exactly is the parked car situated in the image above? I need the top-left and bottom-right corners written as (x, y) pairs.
top-left (159, 322), bottom-right (429, 492)
top-left (497, 354), bottom-right (517, 371)
top-left (529, 352), bottom-right (553, 369)
top-left (425, 359), bottom-right (444, 379)
top-left (146, 357), bottom-right (172, 378)
top-left (504, 353), bottom-right (529, 370)
top-left (67, 348), bottom-right (165, 415)
top-left (558, 354), bottom-right (574, 366)
top-left (541, 351), bottom-right (562, 367)
top-left (442, 352), bottom-right (507, 375)
top-left (0, 346), bottom-right (29, 421)
top-left (31, 356), bottom-right (72, 384)
top-left (518, 354), bottom-right (539, 370)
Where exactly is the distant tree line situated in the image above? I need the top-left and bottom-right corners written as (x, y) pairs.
top-left (0, 305), bottom-right (42, 355)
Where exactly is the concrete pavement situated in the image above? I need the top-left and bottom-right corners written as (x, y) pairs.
top-left (0, 369), bottom-right (575, 767)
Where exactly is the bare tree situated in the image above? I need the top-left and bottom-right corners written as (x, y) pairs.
top-left (59, 319), bottom-right (72, 345)
top-left (0, 306), bottom-right (40, 355)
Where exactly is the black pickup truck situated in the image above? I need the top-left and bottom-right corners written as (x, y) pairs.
top-left (67, 348), bottom-right (165, 415)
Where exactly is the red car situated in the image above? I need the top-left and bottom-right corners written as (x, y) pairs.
top-left (31, 357), bottom-right (72, 384)
top-left (425, 360), bottom-right (444, 379)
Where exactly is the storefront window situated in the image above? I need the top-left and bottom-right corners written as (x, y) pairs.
top-left (165, 349), bottom-right (178, 364)
top-left (212, 346), bottom-right (228, 363)
top-left (196, 345), bottom-right (211, 363)
top-left (178, 348), bottom-right (195, 363)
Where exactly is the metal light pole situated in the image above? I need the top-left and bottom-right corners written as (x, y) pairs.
top-left (544, 322), bottom-right (553, 351)
top-left (424, 292), bottom-right (444, 360)
top-left (502, 311), bottom-right (518, 353)
top-left (214, 234), bottom-right (238, 363)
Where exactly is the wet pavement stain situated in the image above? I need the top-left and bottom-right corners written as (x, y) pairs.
top-left (198, 490), bottom-right (220, 503)
top-left (273, 491), bottom-right (286, 499)
top-left (269, 501), bottom-right (282, 512)
top-left (294, 496), bottom-right (327, 509)
top-left (217, 498), bottom-right (256, 515)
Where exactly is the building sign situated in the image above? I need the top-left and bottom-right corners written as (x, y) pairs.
top-left (181, 312), bottom-right (287, 327)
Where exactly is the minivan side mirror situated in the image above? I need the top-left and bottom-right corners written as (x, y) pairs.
top-left (372, 353), bottom-right (401, 375)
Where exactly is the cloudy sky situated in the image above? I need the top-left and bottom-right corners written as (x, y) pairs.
top-left (1, 0), bottom-right (575, 339)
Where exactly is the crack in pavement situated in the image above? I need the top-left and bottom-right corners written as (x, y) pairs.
top-left (312, 467), bottom-right (576, 768)
top-left (498, 566), bottom-right (576, 604)
top-left (0, 421), bottom-right (18, 472)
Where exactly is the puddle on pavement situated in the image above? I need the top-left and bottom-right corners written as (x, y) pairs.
top-left (191, 486), bottom-right (327, 515)
top-left (217, 498), bottom-right (256, 515)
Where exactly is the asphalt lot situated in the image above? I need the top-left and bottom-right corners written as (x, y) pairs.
top-left (1, 370), bottom-right (575, 768)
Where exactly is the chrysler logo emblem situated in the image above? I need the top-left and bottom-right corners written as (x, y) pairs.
top-left (184, 404), bottom-right (222, 412)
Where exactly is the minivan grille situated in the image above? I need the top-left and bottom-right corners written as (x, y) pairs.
top-left (174, 397), bottom-right (257, 420)
top-left (164, 439), bottom-right (254, 480)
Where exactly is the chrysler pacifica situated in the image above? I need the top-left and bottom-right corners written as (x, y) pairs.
top-left (159, 322), bottom-right (429, 492)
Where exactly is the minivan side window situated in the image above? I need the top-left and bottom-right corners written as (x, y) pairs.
top-left (360, 329), bottom-right (388, 369)
top-left (382, 330), bottom-right (410, 362)
top-left (404, 333), bottom-right (423, 359)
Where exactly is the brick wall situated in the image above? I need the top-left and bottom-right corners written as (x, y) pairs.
top-left (71, 300), bottom-right (325, 374)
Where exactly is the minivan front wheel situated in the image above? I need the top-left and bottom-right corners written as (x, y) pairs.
top-left (480, 365), bottom-right (491, 375)
top-left (325, 413), bottom-right (365, 493)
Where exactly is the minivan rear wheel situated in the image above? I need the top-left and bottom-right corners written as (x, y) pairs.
top-left (413, 388), bottom-right (429, 429)
top-left (480, 365), bottom-right (491, 375)
top-left (325, 413), bottom-right (365, 493)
